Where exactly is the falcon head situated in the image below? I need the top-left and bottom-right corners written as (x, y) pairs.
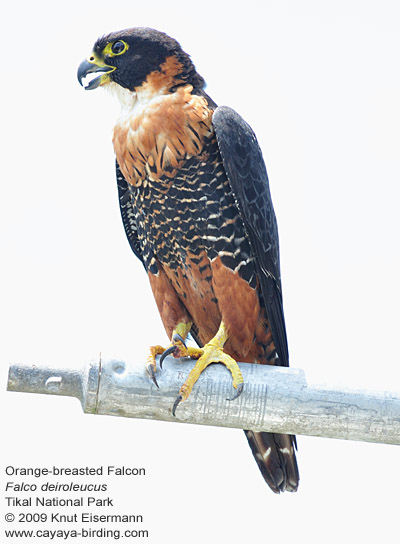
top-left (77, 27), bottom-right (205, 94)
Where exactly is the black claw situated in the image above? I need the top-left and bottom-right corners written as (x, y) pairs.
top-left (227, 382), bottom-right (244, 401)
top-left (160, 346), bottom-right (176, 368)
top-left (147, 367), bottom-right (159, 389)
top-left (172, 395), bottom-right (183, 416)
top-left (172, 333), bottom-right (187, 348)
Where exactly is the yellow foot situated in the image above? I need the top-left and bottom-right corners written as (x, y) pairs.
top-left (146, 322), bottom-right (197, 388)
top-left (146, 345), bottom-right (164, 388)
top-left (172, 322), bottom-right (244, 416)
top-left (146, 321), bottom-right (244, 415)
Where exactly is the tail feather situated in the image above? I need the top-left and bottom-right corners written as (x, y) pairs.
top-left (245, 430), bottom-right (299, 493)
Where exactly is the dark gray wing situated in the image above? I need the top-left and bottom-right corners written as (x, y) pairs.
top-left (116, 161), bottom-right (145, 266)
top-left (213, 106), bottom-right (289, 366)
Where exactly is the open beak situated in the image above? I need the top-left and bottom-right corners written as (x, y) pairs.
top-left (77, 58), bottom-right (115, 90)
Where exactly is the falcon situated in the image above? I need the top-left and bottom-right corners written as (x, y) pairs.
top-left (77, 27), bottom-right (299, 493)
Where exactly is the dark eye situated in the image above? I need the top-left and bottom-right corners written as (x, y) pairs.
top-left (112, 41), bottom-right (126, 54)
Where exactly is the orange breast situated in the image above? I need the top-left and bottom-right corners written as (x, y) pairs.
top-left (113, 71), bottom-right (213, 185)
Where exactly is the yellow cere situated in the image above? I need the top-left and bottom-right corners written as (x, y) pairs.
top-left (87, 51), bottom-right (110, 68)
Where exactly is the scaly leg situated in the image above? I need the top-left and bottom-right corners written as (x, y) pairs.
top-left (171, 321), bottom-right (244, 415)
top-left (146, 320), bottom-right (244, 414)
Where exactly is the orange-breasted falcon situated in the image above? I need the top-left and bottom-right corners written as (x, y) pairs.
top-left (78, 27), bottom-right (299, 493)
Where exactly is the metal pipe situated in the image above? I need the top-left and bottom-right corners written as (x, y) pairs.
top-left (7, 357), bottom-right (400, 445)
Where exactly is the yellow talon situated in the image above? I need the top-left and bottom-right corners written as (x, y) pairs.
top-left (159, 322), bottom-right (193, 366)
top-left (178, 345), bottom-right (243, 401)
top-left (146, 345), bottom-right (164, 387)
top-left (173, 321), bottom-right (244, 414)
top-left (147, 320), bottom-right (244, 414)
top-left (147, 321), bottom-right (193, 383)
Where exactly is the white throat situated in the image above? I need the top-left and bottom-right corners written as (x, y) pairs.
top-left (105, 82), bottom-right (137, 110)
top-left (105, 81), bottom-right (169, 123)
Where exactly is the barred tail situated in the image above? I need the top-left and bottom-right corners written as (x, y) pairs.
top-left (245, 431), bottom-right (299, 493)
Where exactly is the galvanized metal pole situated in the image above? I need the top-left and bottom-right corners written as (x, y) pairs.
top-left (7, 356), bottom-right (400, 445)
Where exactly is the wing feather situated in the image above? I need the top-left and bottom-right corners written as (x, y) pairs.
top-left (116, 161), bottom-right (145, 266)
top-left (213, 106), bottom-right (289, 366)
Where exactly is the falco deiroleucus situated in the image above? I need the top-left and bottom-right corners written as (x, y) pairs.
top-left (78, 27), bottom-right (299, 493)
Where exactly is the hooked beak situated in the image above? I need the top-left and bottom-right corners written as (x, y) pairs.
top-left (77, 58), bottom-right (115, 90)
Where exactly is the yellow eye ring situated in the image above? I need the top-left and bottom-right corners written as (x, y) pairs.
top-left (104, 40), bottom-right (129, 57)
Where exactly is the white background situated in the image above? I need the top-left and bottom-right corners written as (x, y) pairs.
top-left (1, 1), bottom-right (399, 542)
